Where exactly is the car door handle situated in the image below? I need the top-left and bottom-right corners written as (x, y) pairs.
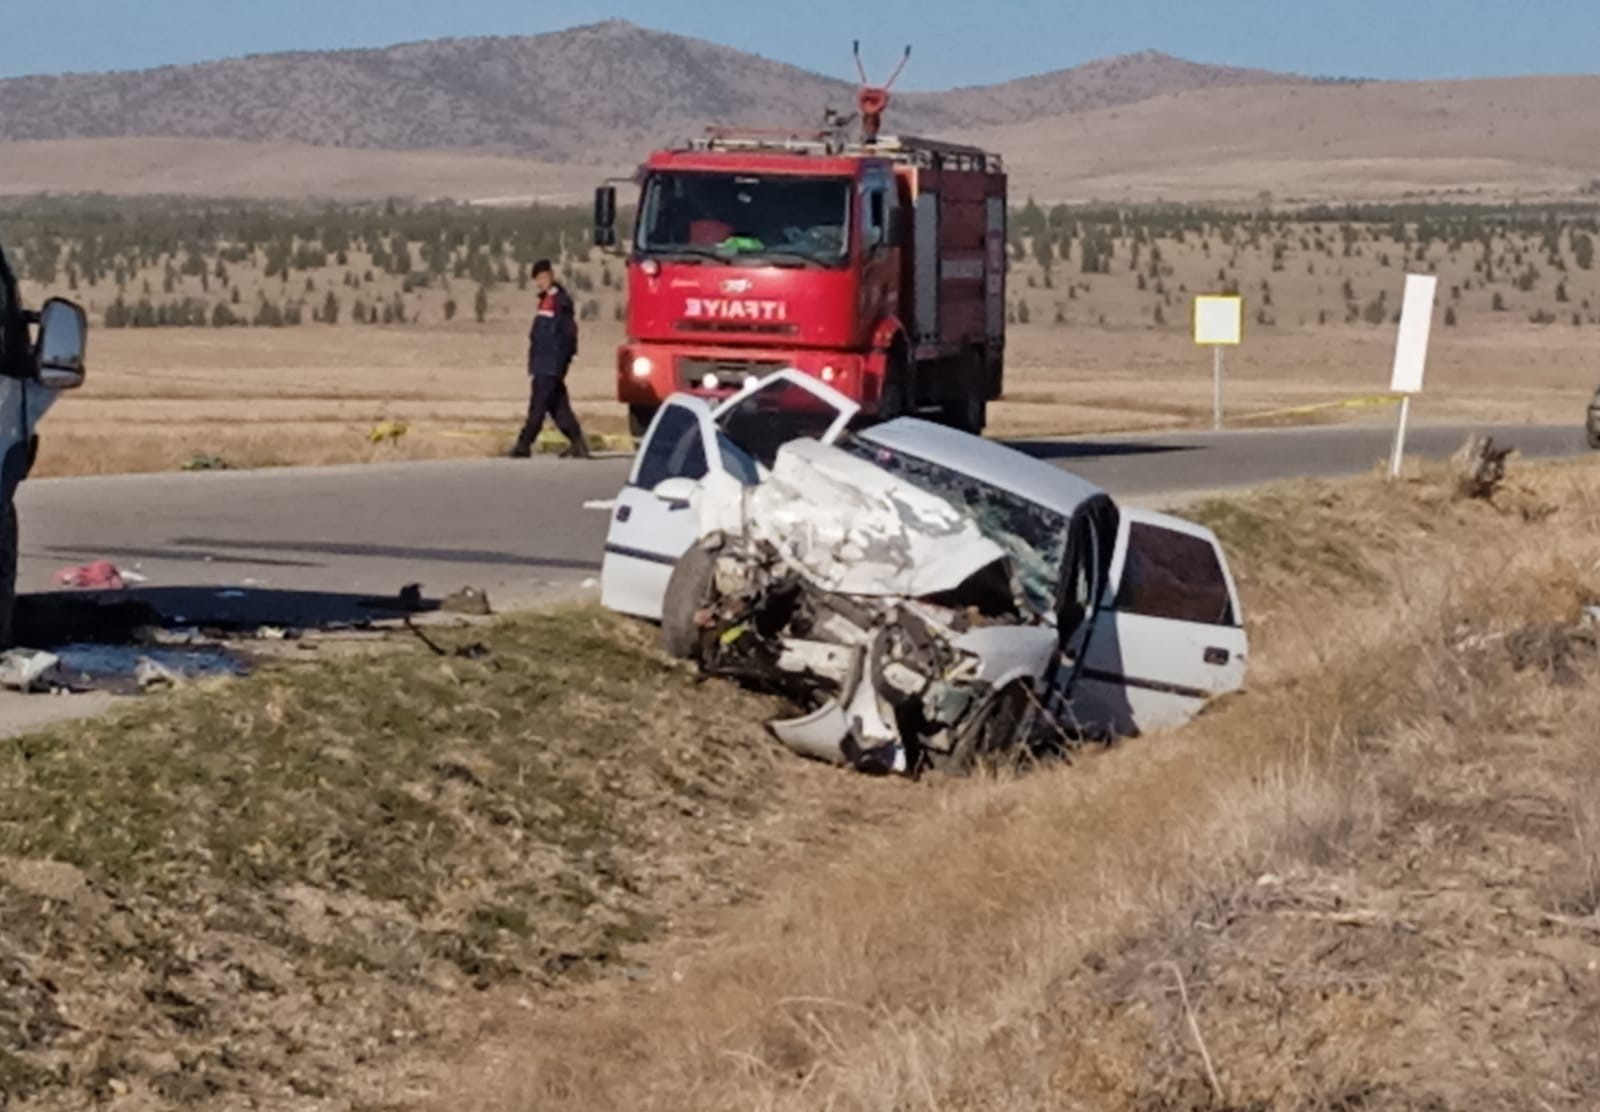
top-left (1204, 647), bottom-right (1231, 666)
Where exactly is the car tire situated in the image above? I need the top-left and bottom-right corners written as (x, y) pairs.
top-left (0, 498), bottom-right (17, 649)
top-left (628, 404), bottom-right (658, 441)
top-left (660, 543), bottom-right (717, 661)
top-left (930, 681), bottom-right (1033, 776)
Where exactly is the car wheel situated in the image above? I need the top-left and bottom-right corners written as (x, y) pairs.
top-left (628, 404), bottom-right (658, 440)
top-left (660, 543), bottom-right (717, 661)
top-left (931, 681), bottom-right (1034, 776)
top-left (0, 499), bottom-right (17, 649)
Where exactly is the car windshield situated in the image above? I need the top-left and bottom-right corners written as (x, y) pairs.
top-left (637, 172), bottom-right (852, 267)
top-left (838, 435), bottom-right (1069, 616)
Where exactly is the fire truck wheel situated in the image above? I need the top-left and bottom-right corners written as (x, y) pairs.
top-left (879, 347), bottom-right (911, 421)
top-left (945, 379), bottom-right (988, 435)
top-left (628, 405), bottom-right (658, 440)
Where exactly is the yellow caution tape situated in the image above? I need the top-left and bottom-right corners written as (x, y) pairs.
top-left (1233, 394), bottom-right (1402, 422)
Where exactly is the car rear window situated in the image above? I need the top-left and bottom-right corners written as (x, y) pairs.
top-left (1115, 523), bottom-right (1235, 626)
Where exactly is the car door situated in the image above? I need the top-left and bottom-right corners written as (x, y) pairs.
top-left (1064, 508), bottom-right (1248, 738)
top-left (600, 398), bottom-right (722, 620)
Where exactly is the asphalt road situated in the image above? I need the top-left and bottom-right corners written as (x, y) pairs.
top-left (15, 421), bottom-right (1586, 629)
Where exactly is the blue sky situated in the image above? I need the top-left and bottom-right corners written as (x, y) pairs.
top-left (3, 0), bottom-right (1596, 85)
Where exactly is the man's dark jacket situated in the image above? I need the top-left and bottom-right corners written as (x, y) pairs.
top-left (529, 284), bottom-right (578, 378)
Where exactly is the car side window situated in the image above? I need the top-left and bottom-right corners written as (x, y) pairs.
top-left (1115, 523), bottom-right (1235, 626)
top-left (635, 405), bottom-right (708, 490)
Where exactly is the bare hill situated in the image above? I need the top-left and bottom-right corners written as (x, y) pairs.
top-left (0, 138), bottom-right (621, 204)
top-left (0, 21), bottom-right (1308, 162)
top-left (962, 76), bottom-right (1600, 203)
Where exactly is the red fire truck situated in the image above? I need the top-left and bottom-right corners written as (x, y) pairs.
top-left (593, 48), bottom-right (1008, 437)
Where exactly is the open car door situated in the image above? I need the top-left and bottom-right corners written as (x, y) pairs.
top-left (600, 397), bottom-right (731, 620)
top-left (1064, 508), bottom-right (1248, 738)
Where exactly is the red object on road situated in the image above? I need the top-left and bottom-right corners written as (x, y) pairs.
top-left (52, 561), bottom-right (126, 591)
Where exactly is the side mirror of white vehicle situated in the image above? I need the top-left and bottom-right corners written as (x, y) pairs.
top-left (35, 298), bottom-right (88, 391)
top-left (653, 476), bottom-right (698, 506)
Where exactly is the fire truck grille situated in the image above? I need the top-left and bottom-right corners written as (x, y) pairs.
top-left (677, 357), bottom-right (788, 389)
top-left (676, 320), bottom-right (800, 336)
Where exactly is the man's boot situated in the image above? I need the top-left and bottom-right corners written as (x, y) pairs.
top-left (507, 439), bottom-right (532, 459)
top-left (559, 434), bottom-right (592, 460)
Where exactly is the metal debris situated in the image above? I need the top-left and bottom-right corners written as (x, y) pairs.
top-left (51, 561), bottom-right (128, 591)
top-left (442, 587), bottom-right (492, 616)
top-left (0, 649), bottom-right (62, 692)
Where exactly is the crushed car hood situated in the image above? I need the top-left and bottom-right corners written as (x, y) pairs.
top-left (740, 438), bottom-right (1012, 599)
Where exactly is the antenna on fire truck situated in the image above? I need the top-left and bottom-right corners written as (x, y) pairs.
top-left (853, 41), bottom-right (912, 144)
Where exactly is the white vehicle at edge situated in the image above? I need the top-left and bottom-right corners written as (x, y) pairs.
top-left (598, 370), bottom-right (1247, 764)
top-left (0, 240), bottom-right (90, 645)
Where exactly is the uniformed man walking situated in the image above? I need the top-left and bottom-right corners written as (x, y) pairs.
top-left (509, 259), bottom-right (590, 459)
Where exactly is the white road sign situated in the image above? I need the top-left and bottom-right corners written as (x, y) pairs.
top-left (1390, 274), bottom-right (1438, 395)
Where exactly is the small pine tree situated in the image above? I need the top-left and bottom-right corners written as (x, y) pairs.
top-left (1017, 300), bottom-right (1032, 325)
top-left (475, 284), bottom-right (490, 324)
top-left (443, 299), bottom-right (458, 322)
top-left (322, 290), bottom-right (340, 325)
top-left (1444, 306), bottom-right (1458, 326)
top-left (1492, 292), bottom-right (1507, 312)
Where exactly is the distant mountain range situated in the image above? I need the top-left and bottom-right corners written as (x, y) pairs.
top-left (0, 20), bottom-right (1316, 162)
top-left (3, 21), bottom-right (1598, 205)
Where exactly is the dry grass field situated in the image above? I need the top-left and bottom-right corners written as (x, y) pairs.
top-left (6, 449), bottom-right (1599, 1109)
top-left (427, 457), bottom-right (1600, 1112)
top-left (14, 206), bottom-right (1600, 477)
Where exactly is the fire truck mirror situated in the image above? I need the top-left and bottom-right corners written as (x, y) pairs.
top-left (594, 186), bottom-right (618, 248)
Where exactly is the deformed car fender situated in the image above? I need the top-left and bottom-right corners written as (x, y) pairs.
top-left (767, 640), bottom-right (867, 764)
top-left (949, 625), bottom-right (1059, 693)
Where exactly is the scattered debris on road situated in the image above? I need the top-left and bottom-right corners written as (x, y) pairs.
top-left (51, 560), bottom-right (130, 590)
top-left (0, 648), bottom-right (62, 692)
top-left (442, 586), bottom-right (493, 616)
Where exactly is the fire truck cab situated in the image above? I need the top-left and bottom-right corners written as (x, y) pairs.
top-left (596, 101), bottom-right (1007, 439)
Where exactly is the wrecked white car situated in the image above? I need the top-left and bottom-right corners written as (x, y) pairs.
top-left (598, 372), bottom-right (1247, 774)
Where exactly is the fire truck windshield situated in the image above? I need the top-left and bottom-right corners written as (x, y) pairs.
top-left (636, 172), bottom-right (852, 267)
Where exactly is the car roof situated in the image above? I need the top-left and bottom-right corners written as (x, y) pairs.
top-left (854, 418), bottom-right (1106, 517)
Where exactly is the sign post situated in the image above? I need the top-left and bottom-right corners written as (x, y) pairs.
top-left (1388, 274), bottom-right (1438, 479)
top-left (1194, 296), bottom-right (1243, 431)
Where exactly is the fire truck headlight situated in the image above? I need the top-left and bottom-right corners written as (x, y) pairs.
top-left (630, 356), bottom-right (654, 379)
top-left (743, 374), bottom-right (758, 390)
top-left (820, 365), bottom-right (839, 384)
top-left (701, 373), bottom-right (718, 390)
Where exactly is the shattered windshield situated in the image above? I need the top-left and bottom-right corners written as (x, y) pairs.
top-left (637, 172), bottom-right (852, 268)
top-left (838, 436), bottom-right (1068, 616)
